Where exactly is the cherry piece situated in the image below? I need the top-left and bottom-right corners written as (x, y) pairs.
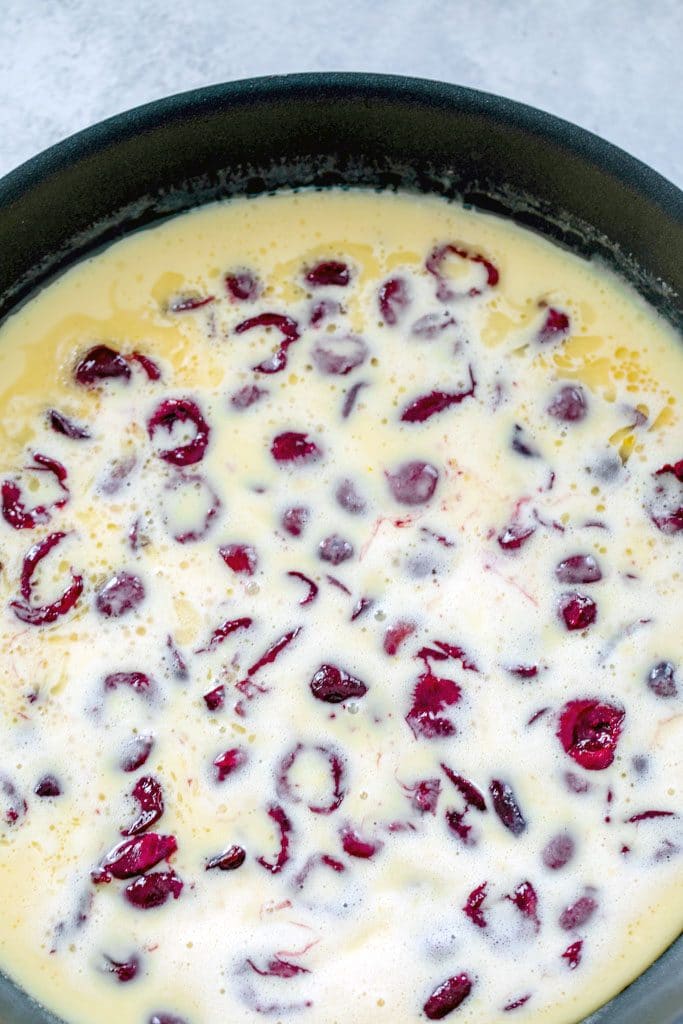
top-left (402, 777), bottom-right (441, 814)
top-left (2, 453), bottom-right (69, 531)
top-left (562, 939), bottom-right (583, 970)
top-left (149, 1015), bottom-right (188, 1024)
top-left (536, 306), bottom-right (571, 344)
top-left (226, 269), bottom-right (260, 302)
top-left (256, 805), bottom-right (292, 874)
top-left (508, 880), bottom-right (540, 931)
top-left (341, 380), bottom-right (367, 419)
top-left (626, 810), bottom-right (676, 823)
top-left (489, 779), bottom-right (527, 835)
top-left (647, 660), bottom-right (678, 698)
top-left (648, 459), bottom-right (683, 533)
top-left (104, 671), bottom-right (153, 696)
top-left (350, 595), bottom-right (374, 622)
top-left (203, 684), bottom-right (224, 711)
top-left (542, 832), bottom-right (575, 870)
top-left (166, 635), bottom-right (188, 681)
top-left (383, 620), bottom-right (416, 655)
top-left (340, 825), bottom-right (382, 859)
top-left (558, 699), bottom-right (625, 770)
top-left (247, 957), bottom-right (310, 978)
top-left (420, 641), bottom-right (478, 672)
top-left (235, 313), bottom-right (300, 374)
top-left (271, 432), bottom-right (321, 463)
top-left (310, 663), bottom-right (367, 703)
top-left (312, 334), bottom-right (368, 376)
top-left (463, 882), bottom-right (490, 928)
top-left (506, 664), bottom-right (539, 679)
top-left (558, 592), bottom-right (597, 631)
top-left (195, 615), bottom-right (252, 654)
top-left (231, 384), bottom-right (268, 410)
top-left (441, 766), bottom-right (487, 811)
top-left (119, 735), bottom-right (154, 773)
top-left (103, 954), bottom-right (139, 983)
top-left (287, 570), bottom-right (319, 606)
top-left (1, 778), bottom-right (27, 826)
top-left (206, 845), bottom-right (246, 871)
top-left (48, 409), bottom-right (90, 439)
top-left (504, 994), bottom-right (532, 1012)
top-left (96, 571), bottom-right (145, 618)
top-left (401, 367), bottom-right (476, 423)
top-left (148, 398), bottom-right (210, 467)
top-left (547, 385), bottom-right (587, 422)
top-left (34, 775), bottom-right (61, 797)
top-left (237, 627), bottom-right (302, 697)
top-left (214, 747), bottom-right (248, 782)
top-left (124, 870), bottom-right (183, 909)
top-left (423, 972), bottom-right (473, 1019)
top-left (335, 478), bottom-right (366, 514)
top-left (318, 533), bottom-right (354, 565)
top-left (555, 554), bottom-right (602, 584)
top-left (378, 276), bottom-right (411, 325)
top-left (511, 424), bottom-right (539, 458)
top-left (411, 311), bottom-right (456, 339)
top-left (559, 892), bottom-right (598, 931)
top-left (121, 776), bottom-right (164, 836)
top-left (310, 298), bottom-right (342, 327)
top-left (427, 242), bottom-right (499, 301)
top-left (281, 506), bottom-right (309, 536)
top-left (129, 352), bottom-right (162, 381)
top-left (277, 743), bottom-right (346, 814)
top-left (220, 543), bottom-right (257, 575)
top-left (497, 521), bottom-right (536, 551)
top-left (305, 260), bottom-right (350, 287)
top-left (75, 345), bottom-right (131, 386)
top-left (11, 531), bottom-right (83, 625)
top-left (406, 669), bottom-right (461, 739)
top-left (386, 460), bottom-right (439, 505)
top-left (92, 833), bottom-right (177, 883)
top-left (168, 294), bottom-right (214, 312)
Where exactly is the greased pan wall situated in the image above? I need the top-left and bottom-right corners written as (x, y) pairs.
top-left (0, 73), bottom-right (680, 1024)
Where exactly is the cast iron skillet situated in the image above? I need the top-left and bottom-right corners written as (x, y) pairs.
top-left (0, 73), bottom-right (681, 1024)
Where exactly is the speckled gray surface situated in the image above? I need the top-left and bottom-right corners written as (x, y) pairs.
top-left (0, 0), bottom-right (681, 185)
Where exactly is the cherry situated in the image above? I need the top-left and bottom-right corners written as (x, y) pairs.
top-left (312, 334), bottom-right (368, 375)
top-left (34, 775), bottom-right (61, 797)
top-left (310, 298), bottom-right (343, 327)
top-left (148, 398), bottom-right (210, 466)
top-left (271, 432), bottom-right (321, 463)
top-left (276, 743), bottom-right (346, 815)
top-left (168, 294), bottom-right (214, 312)
top-left (92, 833), bottom-right (177, 883)
top-left (378, 276), bottom-right (411, 325)
top-left (195, 615), bottom-right (252, 654)
top-left (305, 260), bottom-right (350, 287)
top-left (103, 954), bottom-right (139, 983)
top-left (237, 627), bottom-right (302, 697)
top-left (1, 778), bottom-right (27, 826)
top-left (508, 880), bottom-right (540, 931)
top-left (400, 367), bottom-right (476, 423)
top-left (627, 810), bottom-right (676, 823)
top-left (230, 384), bottom-right (268, 410)
top-left (48, 409), bottom-right (90, 439)
top-left (75, 345), bottom-right (130, 386)
top-left (506, 664), bottom-right (539, 679)
top-left (247, 957), bottom-right (310, 978)
top-left (497, 522), bottom-right (536, 551)
top-left (504, 994), bottom-right (532, 1012)
top-left (119, 735), bottom-right (154, 773)
top-left (124, 870), bottom-right (183, 908)
top-left (287, 571), bottom-right (319, 606)
top-left (149, 1014), bottom-right (188, 1024)
top-left (166, 635), bottom-right (188, 681)
top-left (402, 777), bottom-right (441, 814)
top-left (104, 671), bottom-right (153, 696)
top-left (558, 699), bottom-right (625, 770)
top-left (647, 660), bottom-right (678, 698)
top-left (220, 543), bottom-right (257, 575)
top-left (214, 747), bottom-right (248, 782)
top-left (547, 385), bottom-right (587, 422)
top-left (203, 684), bottom-right (224, 711)
top-left (558, 592), bottom-right (597, 631)
top-left (648, 459), bottom-right (683, 533)
top-left (121, 776), bottom-right (164, 836)
top-left (386, 460), bottom-right (439, 505)
top-left (562, 939), bottom-right (583, 970)
top-left (335, 478), bottom-right (366, 514)
top-left (10, 531), bottom-right (83, 626)
top-left (340, 825), bottom-right (382, 858)
top-left (489, 779), bottom-right (527, 835)
top-left (383, 620), bottom-right (416, 655)
top-left (559, 891), bottom-right (598, 931)
top-left (225, 269), bottom-right (260, 301)
top-left (441, 766), bottom-right (487, 811)
top-left (310, 663), bottom-right (367, 703)
top-left (423, 972), bottom-right (473, 1019)
top-left (96, 571), bottom-right (145, 618)
top-left (406, 670), bottom-right (461, 739)
top-left (206, 845), bottom-right (247, 871)
top-left (411, 312), bottom-right (456, 339)
top-left (341, 380), bottom-right (367, 418)
top-left (2, 453), bottom-right (69, 530)
top-left (426, 242), bottom-right (499, 301)
top-left (281, 506), bottom-right (309, 536)
top-left (235, 313), bottom-right (300, 374)
top-left (511, 424), bottom-right (539, 458)
top-left (256, 805), bottom-right (292, 874)
top-left (318, 533), bottom-right (354, 565)
top-left (536, 306), bottom-right (571, 344)
top-left (542, 832), bottom-right (575, 870)
top-left (555, 554), bottom-right (602, 584)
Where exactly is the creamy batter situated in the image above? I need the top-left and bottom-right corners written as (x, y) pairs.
top-left (0, 189), bottom-right (681, 1024)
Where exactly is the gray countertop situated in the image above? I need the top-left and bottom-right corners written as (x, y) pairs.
top-left (0, 0), bottom-right (681, 186)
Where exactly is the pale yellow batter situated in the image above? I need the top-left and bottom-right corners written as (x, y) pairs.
top-left (0, 190), bottom-right (681, 1024)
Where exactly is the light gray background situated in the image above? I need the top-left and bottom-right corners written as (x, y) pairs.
top-left (0, 0), bottom-right (681, 185)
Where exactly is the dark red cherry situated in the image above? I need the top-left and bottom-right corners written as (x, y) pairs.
top-left (271, 432), bottom-right (320, 463)
top-left (426, 242), bottom-right (499, 301)
top-left (256, 804), bottom-right (291, 874)
top-left (148, 398), bottom-right (210, 467)
top-left (555, 554), bottom-right (602, 584)
top-left (647, 660), bottom-right (678, 697)
top-left (196, 616), bottom-right (253, 654)
top-left (214, 747), bottom-right (248, 782)
top-left (558, 592), bottom-right (597, 631)
top-left (378, 276), bottom-right (411, 325)
top-left (168, 294), bottom-right (214, 312)
top-left (562, 939), bottom-right (583, 970)
top-left (276, 743), bottom-right (345, 815)
top-left (489, 779), bottom-right (527, 835)
top-left (400, 367), bottom-right (476, 423)
top-left (75, 345), bottom-right (130, 386)
top-left (406, 670), bottom-right (461, 739)
top-left (48, 409), bottom-right (91, 439)
top-left (341, 380), bottom-right (367, 419)
top-left (403, 777), bottom-right (441, 815)
top-left (547, 385), bottom-right (587, 422)
top-left (281, 506), bottom-right (309, 536)
top-left (119, 735), bottom-right (154, 773)
top-left (124, 870), bottom-right (183, 909)
top-left (34, 775), bottom-right (61, 797)
top-left (310, 298), bottom-right (343, 327)
top-left (318, 533), bottom-right (354, 565)
top-left (96, 571), bottom-right (145, 618)
top-left (121, 776), bottom-right (164, 836)
top-left (386, 460), bottom-right (439, 505)
top-left (335, 478), bottom-right (366, 514)
top-left (10, 531), bottom-right (83, 626)
top-left (340, 825), bottom-right (382, 858)
top-left (497, 522), bottom-right (536, 551)
top-left (230, 384), bottom-right (268, 410)
top-left (235, 312), bottom-right (300, 374)
top-left (537, 306), bottom-right (571, 344)
top-left (287, 570), bottom-right (319, 606)
top-left (103, 954), bottom-right (139, 983)
top-left (559, 891), bottom-right (598, 931)
top-left (305, 260), bottom-right (350, 287)
top-left (310, 664), bottom-right (367, 703)
top-left (542, 832), bottom-right (575, 870)
top-left (383, 620), bottom-right (416, 655)
top-left (312, 334), bottom-right (368, 376)
top-left (557, 699), bottom-right (625, 770)
top-left (206, 845), bottom-right (246, 871)
top-left (423, 973), bottom-right (473, 1019)
top-left (225, 269), bottom-right (260, 302)
top-left (219, 543), bottom-right (257, 575)
top-left (441, 766), bottom-right (487, 811)
top-left (92, 833), bottom-right (177, 883)
top-left (647, 459), bottom-right (683, 534)
top-left (203, 684), bottom-right (224, 711)
top-left (104, 671), bottom-right (153, 695)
